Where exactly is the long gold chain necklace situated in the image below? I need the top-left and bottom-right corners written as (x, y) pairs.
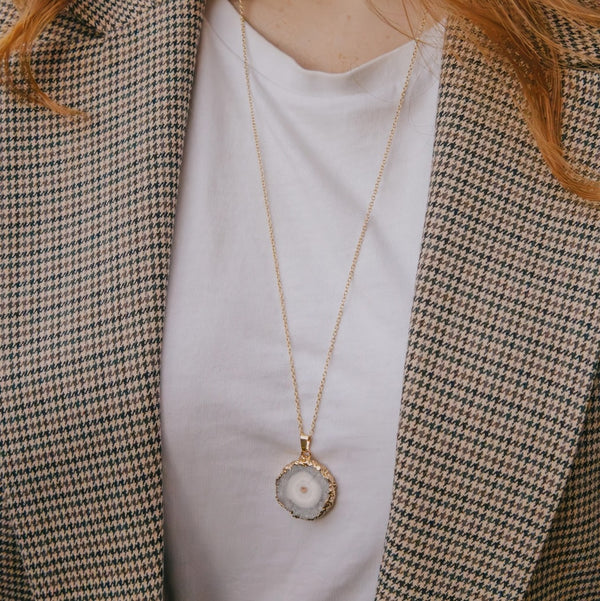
top-left (238, 0), bottom-right (426, 520)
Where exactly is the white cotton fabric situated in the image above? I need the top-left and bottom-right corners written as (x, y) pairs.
top-left (160, 0), bottom-right (444, 599)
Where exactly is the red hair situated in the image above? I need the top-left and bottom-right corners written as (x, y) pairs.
top-left (1, 0), bottom-right (600, 200)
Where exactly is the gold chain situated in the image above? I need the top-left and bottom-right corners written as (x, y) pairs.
top-left (239, 0), bottom-right (426, 446)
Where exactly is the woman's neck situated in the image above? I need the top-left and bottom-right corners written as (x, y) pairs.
top-left (229, 0), bottom-right (435, 73)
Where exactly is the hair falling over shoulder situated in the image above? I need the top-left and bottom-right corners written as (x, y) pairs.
top-left (0, 0), bottom-right (73, 113)
top-left (1, 0), bottom-right (600, 200)
top-left (431, 0), bottom-right (600, 201)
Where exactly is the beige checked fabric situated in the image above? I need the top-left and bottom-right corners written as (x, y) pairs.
top-left (0, 0), bottom-right (599, 599)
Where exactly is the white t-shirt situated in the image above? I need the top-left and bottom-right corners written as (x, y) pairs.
top-left (160, 0), bottom-right (444, 599)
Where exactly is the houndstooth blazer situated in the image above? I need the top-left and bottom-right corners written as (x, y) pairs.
top-left (1, 0), bottom-right (599, 598)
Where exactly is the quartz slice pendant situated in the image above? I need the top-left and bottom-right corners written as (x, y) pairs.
top-left (276, 438), bottom-right (336, 520)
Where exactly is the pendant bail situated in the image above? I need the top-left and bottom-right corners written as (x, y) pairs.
top-left (300, 434), bottom-right (311, 455)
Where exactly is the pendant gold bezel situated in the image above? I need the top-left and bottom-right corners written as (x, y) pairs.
top-left (275, 453), bottom-right (337, 520)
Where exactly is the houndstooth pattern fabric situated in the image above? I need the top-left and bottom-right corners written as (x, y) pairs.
top-left (0, 0), bottom-right (204, 598)
top-left (0, 491), bottom-right (31, 600)
top-left (0, 1), bottom-right (599, 599)
top-left (374, 21), bottom-right (600, 601)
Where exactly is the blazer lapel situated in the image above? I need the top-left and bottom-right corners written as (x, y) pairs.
top-left (375, 20), bottom-right (600, 601)
top-left (0, 0), bottom-right (204, 597)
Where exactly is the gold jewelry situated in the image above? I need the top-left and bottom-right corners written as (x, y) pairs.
top-left (238, 0), bottom-right (426, 520)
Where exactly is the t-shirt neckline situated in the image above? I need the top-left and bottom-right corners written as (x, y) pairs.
top-left (205, 0), bottom-right (441, 99)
